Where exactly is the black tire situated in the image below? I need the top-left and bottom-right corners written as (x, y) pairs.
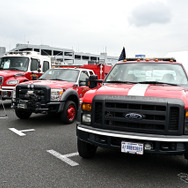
top-left (77, 139), bottom-right (97, 158)
top-left (15, 109), bottom-right (32, 119)
top-left (60, 100), bottom-right (77, 124)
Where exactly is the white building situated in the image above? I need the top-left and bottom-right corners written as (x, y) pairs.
top-left (12, 43), bottom-right (118, 65)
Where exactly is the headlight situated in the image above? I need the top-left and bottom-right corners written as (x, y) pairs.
top-left (7, 80), bottom-right (19, 85)
top-left (82, 114), bottom-right (91, 124)
top-left (51, 89), bottom-right (64, 101)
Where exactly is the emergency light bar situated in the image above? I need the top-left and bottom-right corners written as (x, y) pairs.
top-left (125, 57), bottom-right (176, 62)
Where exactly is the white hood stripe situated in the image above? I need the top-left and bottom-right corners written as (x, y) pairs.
top-left (128, 84), bottom-right (149, 96)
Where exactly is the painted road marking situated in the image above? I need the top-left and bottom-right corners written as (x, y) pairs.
top-left (47, 149), bottom-right (79, 167)
top-left (178, 173), bottom-right (188, 184)
top-left (9, 128), bottom-right (35, 136)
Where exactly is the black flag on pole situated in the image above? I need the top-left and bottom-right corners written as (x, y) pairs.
top-left (118, 47), bottom-right (126, 61)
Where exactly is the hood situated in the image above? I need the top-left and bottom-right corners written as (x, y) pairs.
top-left (0, 70), bottom-right (25, 77)
top-left (20, 80), bottom-right (75, 89)
top-left (83, 83), bottom-right (188, 108)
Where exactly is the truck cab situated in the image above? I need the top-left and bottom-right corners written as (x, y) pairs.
top-left (12, 67), bottom-right (95, 124)
top-left (0, 51), bottom-right (51, 100)
top-left (77, 58), bottom-right (188, 163)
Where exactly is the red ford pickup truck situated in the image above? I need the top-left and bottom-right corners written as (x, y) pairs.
top-left (77, 58), bottom-right (188, 164)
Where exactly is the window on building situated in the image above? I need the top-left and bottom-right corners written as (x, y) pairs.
top-left (82, 56), bottom-right (89, 60)
top-left (34, 49), bottom-right (40, 52)
top-left (75, 55), bottom-right (81, 59)
top-left (91, 57), bottom-right (97, 61)
top-left (53, 51), bottom-right (63, 56)
top-left (41, 49), bottom-right (52, 56)
top-left (19, 48), bottom-right (32, 51)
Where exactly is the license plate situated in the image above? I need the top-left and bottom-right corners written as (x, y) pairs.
top-left (121, 141), bottom-right (143, 155)
top-left (18, 103), bottom-right (27, 109)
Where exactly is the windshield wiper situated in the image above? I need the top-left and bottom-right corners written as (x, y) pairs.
top-left (50, 78), bottom-right (66, 81)
top-left (137, 81), bottom-right (178, 86)
top-left (105, 80), bottom-right (137, 84)
top-left (9, 68), bottom-right (20, 71)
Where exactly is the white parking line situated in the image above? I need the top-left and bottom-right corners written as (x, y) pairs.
top-left (9, 128), bottom-right (35, 136)
top-left (177, 173), bottom-right (188, 184)
top-left (47, 149), bottom-right (79, 167)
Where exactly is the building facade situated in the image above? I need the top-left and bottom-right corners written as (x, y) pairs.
top-left (12, 43), bottom-right (118, 65)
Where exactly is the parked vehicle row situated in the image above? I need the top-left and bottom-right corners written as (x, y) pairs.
top-left (3, 48), bottom-right (188, 167)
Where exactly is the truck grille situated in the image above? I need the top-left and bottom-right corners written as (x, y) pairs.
top-left (92, 95), bottom-right (185, 135)
top-left (16, 84), bottom-right (50, 103)
top-left (0, 76), bottom-right (3, 85)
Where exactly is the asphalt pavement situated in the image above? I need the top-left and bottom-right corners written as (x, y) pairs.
top-left (0, 101), bottom-right (188, 188)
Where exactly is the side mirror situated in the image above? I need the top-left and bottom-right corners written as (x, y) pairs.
top-left (86, 75), bottom-right (103, 89)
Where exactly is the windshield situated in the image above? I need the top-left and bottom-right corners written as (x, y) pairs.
top-left (0, 57), bottom-right (29, 71)
top-left (39, 69), bottom-right (79, 82)
top-left (105, 63), bottom-right (188, 85)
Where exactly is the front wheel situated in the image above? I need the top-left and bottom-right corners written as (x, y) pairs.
top-left (60, 100), bottom-right (77, 124)
top-left (77, 139), bottom-right (97, 158)
top-left (15, 109), bottom-right (32, 119)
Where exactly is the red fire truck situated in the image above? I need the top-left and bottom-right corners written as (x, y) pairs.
top-left (0, 51), bottom-right (51, 100)
top-left (11, 64), bottom-right (112, 124)
top-left (77, 58), bottom-right (188, 164)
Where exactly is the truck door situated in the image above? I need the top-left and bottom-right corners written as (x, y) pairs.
top-left (77, 71), bottom-right (90, 99)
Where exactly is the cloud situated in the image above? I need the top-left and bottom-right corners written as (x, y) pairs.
top-left (128, 1), bottom-right (171, 27)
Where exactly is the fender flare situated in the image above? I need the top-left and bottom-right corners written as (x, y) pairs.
top-left (58, 88), bottom-right (80, 112)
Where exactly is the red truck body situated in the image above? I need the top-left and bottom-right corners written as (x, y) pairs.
top-left (77, 58), bottom-right (188, 163)
top-left (12, 65), bottom-right (112, 124)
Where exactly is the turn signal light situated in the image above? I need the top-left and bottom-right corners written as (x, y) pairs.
top-left (82, 103), bottom-right (92, 111)
top-left (186, 111), bottom-right (188, 118)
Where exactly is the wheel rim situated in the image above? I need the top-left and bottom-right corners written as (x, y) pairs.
top-left (67, 104), bottom-right (76, 121)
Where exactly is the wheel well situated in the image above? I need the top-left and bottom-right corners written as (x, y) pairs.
top-left (66, 95), bottom-right (79, 109)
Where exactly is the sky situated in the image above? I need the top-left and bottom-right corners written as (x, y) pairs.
top-left (0, 0), bottom-right (188, 58)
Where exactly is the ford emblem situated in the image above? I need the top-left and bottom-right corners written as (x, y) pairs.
top-left (125, 113), bottom-right (143, 120)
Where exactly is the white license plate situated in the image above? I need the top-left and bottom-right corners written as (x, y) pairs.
top-left (18, 103), bottom-right (27, 109)
top-left (121, 141), bottom-right (143, 155)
